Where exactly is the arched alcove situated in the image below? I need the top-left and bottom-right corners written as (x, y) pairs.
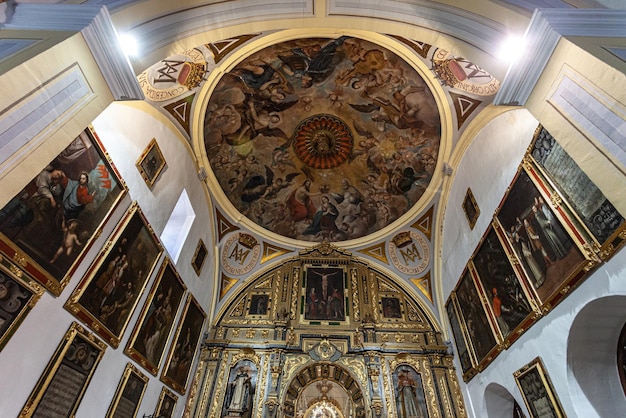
top-left (484, 382), bottom-right (518, 418)
top-left (567, 294), bottom-right (626, 417)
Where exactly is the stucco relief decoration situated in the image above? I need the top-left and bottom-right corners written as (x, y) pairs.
top-left (221, 233), bottom-right (261, 275)
top-left (138, 47), bottom-right (214, 102)
top-left (388, 230), bottom-right (430, 275)
top-left (204, 36), bottom-right (441, 242)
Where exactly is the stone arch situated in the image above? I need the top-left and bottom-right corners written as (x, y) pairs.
top-left (282, 362), bottom-right (367, 418)
top-left (567, 294), bottom-right (626, 417)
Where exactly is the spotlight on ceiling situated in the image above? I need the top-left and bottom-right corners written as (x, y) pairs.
top-left (117, 33), bottom-right (139, 57)
top-left (497, 34), bottom-right (526, 64)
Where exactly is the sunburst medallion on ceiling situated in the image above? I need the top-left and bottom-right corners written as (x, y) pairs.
top-left (203, 36), bottom-right (441, 242)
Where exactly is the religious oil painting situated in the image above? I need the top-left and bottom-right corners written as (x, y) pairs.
top-left (19, 322), bottom-right (107, 418)
top-left (64, 202), bottom-right (163, 348)
top-left (248, 293), bottom-right (269, 316)
top-left (0, 255), bottom-right (44, 352)
top-left (471, 227), bottom-right (535, 343)
top-left (446, 296), bottom-right (474, 377)
top-left (304, 266), bottom-right (346, 321)
top-left (514, 357), bottom-right (565, 418)
top-left (392, 366), bottom-right (429, 418)
top-left (203, 36), bottom-right (442, 243)
top-left (191, 239), bottom-right (207, 275)
top-left (529, 125), bottom-right (626, 259)
top-left (463, 187), bottom-right (480, 229)
top-left (221, 359), bottom-right (258, 418)
top-left (106, 363), bottom-right (149, 418)
top-left (160, 294), bottom-right (206, 394)
top-left (0, 126), bottom-right (127, 295)
top-left (125, 258), bottom-right (187, 375)
top-left (136, 138), bottom-right (167, 188)
top-left (496, 167), bottom-right (597, 309)
top-left (154, 386), bottom-right (178, 418)
top-left (381, 296), bottom-right (403, 319)
top-left (454, 268), bottom-right (499, 367)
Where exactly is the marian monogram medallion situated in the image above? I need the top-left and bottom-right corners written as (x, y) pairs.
top-left (222, 233), bottom-right (261, 275)
top-left (388, 231), bottom-right (430, 275)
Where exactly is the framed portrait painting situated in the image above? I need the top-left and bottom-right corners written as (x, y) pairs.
top-left (154, 387), bottom-right (178, 418)
top-left (514, 357), bottom-right (565, 418)
top-left (136, 138), bottom-right (166, 188)
top-left (125, 258), bottom-right (187, 375)
top-left (19, 322), bottom-right (107, 418)
top-left (471, 226), bottom-right (537, 344)
top-left (0, 254), bottom-right (44, 351)
top-left (529, 125), bottom-right (626, 259)
top-left (0, 126), bottom-right (127, 295)
top-left (445, 295), bottom-right (475, 378)
top-left (495, 166), bottom-right (599, 309)
top-left (453, 267), bottom-right (500, 368)
top-left (191, 239), bottom-right (207, 276)
top-left (106, 363), bottom-right (149, 418)
top-left (304, 266), bottom-right (346, 322)
top-left (64, 202), bottom-right (163, 348)
top-left (160, 294), bottom-right (206, 394)
top-left (463, 187), bottom-right (480, 230)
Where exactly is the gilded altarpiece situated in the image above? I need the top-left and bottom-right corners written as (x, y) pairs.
top-left (185, 244), bottom-right (465, 418)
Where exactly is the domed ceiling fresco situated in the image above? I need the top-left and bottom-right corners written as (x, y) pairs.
top-left (203, 36), bottom-right (441, 242)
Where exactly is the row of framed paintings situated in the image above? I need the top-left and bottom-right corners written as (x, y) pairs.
top-left (447, 125), bottom-right (626, 381)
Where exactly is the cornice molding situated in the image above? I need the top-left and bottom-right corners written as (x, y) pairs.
top-left (2, 4), bottom-right (143, 100)
top-left (494, 8), bottom-right (626, 106)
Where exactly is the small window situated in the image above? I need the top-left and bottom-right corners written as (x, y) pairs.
top-left (160, 189), bottom-right (195, 263)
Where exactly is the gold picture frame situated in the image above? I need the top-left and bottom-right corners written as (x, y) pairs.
top-left (191, 239), bottom-right (207, 276)
top-left (0, 254), bottom-right (44, 351)
top-left (125, 258), bottom-right (187, 375)
top-left (154, 386), bottom-right (178, 418)
top-left (0, 126), bottom-right (127, 295)
top-left (160, 293), bottom-right (206, 394)
top-left (514, 357), bottom-right (566, 418)
top-left (462, 187), bottom-right (480, 230)
top-left (19, 322), bottom-right (107, 418)
top-left (106, 362), bottom-right (149, 418)
top-left (136, 138), bottom-right (166, 188)
top-left (64, 202), bottom-right (163, 348)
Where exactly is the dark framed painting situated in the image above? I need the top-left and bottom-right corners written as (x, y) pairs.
top-left (136, 138), bottom-right (166, 188)
top-left (445, 295), bottom-right (475, 378)
top-left (529, 125), bottom-right (626, 260)
top-left (496, 166), bottom-right (599, 309)
top-left (154, 386), bottom-right (178, 418)
top-left (125, 258), bottom-right (187, 375)
top-left (0, 126), bottom-right (127, 295)
top-left (160, 294), bottom-right (206, 394)
top-left (514, 357), bottom-right (565, 418)
top-left (64, 202), bottom-right (163, 348)
top-left (304, 266), bottom-right (346, 322)
top-left (454, 267), bottom-right (500, 369)
top-left (0, 254), bottom-right (44, 351)
top-left (392, 365), bottom-right (429, 418)
top-left (381, 296), bottom-right (403, 319)
top-left (471, 226), bottom-right (537, 344)
top-left (221, 359), bottom-right (258, 417)
top-left (191, 239), bottom-right (207, 276)
top-left (106, 363), bottom-right (149, 418)
top-left (248, 293), bottom-right (269, 316)
top-left (463, 187), bottom-right (480, 230)
top-left (19, 322), bottom-right (107, 418)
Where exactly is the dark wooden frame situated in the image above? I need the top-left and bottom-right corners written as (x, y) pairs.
top-left (463, 187), bottom-right (480, 230)
top-left (0, 126), bottom-right (127, 295)
top-left (64, 202), bottom-right (163, 347)
top-left (191, 239), bottom-right (207, 276)
top-left (125, 258), bottom-right (187, 375)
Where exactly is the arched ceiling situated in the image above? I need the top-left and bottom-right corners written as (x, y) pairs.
top-left (103, 0), bottom-right (538, 318)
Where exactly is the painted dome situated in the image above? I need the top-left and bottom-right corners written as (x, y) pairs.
top-left (203, 36), bottom-right (441, 242)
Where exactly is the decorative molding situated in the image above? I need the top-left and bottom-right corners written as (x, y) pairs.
top-left (4, 4), bottom-right (142, 100)
top-left (494, 9), bottom-right (626, 106)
